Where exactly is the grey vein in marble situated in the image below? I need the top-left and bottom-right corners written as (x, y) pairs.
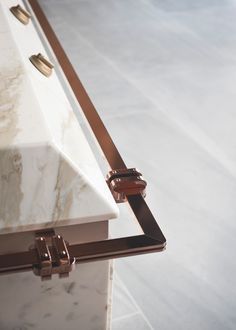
top-left (0, 0), bottom-right (119, 233)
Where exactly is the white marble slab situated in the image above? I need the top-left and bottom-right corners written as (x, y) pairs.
top-left (0, 0), bottom-right (119, 234)
top-left (0, 246), bottom-right (112, 330)
top-left (0, 261), bottom-right (112, 330)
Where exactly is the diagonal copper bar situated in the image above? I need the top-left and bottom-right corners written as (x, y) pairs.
top-left (0, 250), bottom-right (38, 273)
top-left (28, 0), bottom-right (125, 171)
top-left (0, 0), bottom-right (166, 276)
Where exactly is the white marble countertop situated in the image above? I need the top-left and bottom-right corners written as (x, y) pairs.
top-left (0, 0), bottom-right (118, 234)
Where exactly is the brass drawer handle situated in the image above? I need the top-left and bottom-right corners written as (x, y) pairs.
top-left (29, 53), bottom-right (54, 77)
top-left (10, 5), bottom-right (31, 25)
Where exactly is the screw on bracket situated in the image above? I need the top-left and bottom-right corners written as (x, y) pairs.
top-left (33, 231), bottom-right (75, 280)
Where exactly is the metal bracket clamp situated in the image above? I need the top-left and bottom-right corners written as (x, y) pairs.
top-left (107, 168), bottom-right (147, 203)
top-left (33, 231), bottom-right (75, 280)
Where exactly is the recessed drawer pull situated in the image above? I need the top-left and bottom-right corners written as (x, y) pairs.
top-left (10, 4), bottom-right (31, 25)
top-left (29, 53), bottom-right (54, 77)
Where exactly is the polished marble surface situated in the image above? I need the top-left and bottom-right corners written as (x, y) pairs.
top-left (0, 260), bottom-right (112, 330)
top-left (38, 0), bottom-right (236, 329)
top-left (0, 0), bottom-right (118, 234)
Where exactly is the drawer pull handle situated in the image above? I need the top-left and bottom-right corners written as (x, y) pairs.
top-left (10, 5), bottom-right (31, 25)
top-left (29, 53), bottom-right (54, 77)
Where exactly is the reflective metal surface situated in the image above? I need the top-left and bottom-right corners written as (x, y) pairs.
top-left (29, 53), bottom-right (54, 77)
top-left (10, 4), bottom-right (31, 25)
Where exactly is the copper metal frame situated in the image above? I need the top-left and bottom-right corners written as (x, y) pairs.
top-left (0, 0), bottom-right (166, 276)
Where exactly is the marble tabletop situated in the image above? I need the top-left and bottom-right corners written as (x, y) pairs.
top-left (0, 0), bottom-right (118, 234)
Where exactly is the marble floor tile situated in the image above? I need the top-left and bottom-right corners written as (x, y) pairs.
top-left (112, 275), bottom-right (138, 321)
top-left (115, 255), bottom-right (236, 330)
top-left (112, 313), bottom-right (152, 330)
top-left (39, 0), bottom-right (236, 170)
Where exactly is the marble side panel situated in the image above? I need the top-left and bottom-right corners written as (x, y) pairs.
top-left (0, 220), bottom-right (112, 330)
top-left (0, 260), bottom-right (112, 330)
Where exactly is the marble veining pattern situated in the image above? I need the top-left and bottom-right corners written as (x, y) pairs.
top-left (0, 0), bottom-right (119, 234)
top-left (0, 260), bottom-right (112, 330)
top-left (1, 0), bottom-right (236, 329)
